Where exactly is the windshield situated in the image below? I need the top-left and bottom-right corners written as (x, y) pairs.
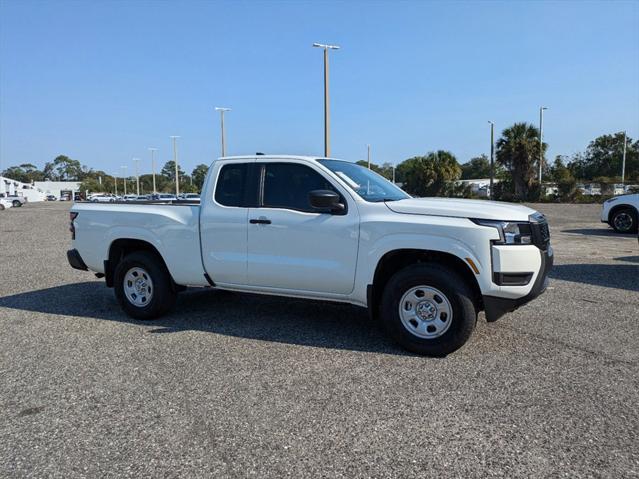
top-left (318, 159), bottom-right (410, 202)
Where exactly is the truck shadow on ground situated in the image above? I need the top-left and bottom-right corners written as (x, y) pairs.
top-left (0, 282), bottom-right (411, 355)
top-left (561, 228), bottom-right (636, 237)
top-left (550, 264), bottom-right (639, 291)
top-left (615, 256), bottom-right (639, 264)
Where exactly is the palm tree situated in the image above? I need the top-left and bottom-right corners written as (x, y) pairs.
top-left (496, 123), bottom-right (546, 200)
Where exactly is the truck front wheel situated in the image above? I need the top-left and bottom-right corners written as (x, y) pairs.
top-left (380, 263), bottom-right (477, 356)
top-left (114, 251), bottom-right (177, 320)
top-left (611, 207), bottom-right (638, 234)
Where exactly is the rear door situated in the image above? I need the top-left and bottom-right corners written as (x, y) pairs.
top-left (246, 161), bottom-right (360, 295)
top-left (200, 161), bottom-right (258, 285)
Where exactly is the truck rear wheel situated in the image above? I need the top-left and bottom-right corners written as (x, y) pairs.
top-left (380, 263), bottom-right (477, 356)
top-left (114, 251), bottom-right (177, 320)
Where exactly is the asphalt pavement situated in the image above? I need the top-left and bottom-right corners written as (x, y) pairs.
top-left (1, 201), bottom-right (637, 478)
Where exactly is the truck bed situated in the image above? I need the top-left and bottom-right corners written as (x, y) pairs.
top-left (72, 202), bottom-right (207, 286)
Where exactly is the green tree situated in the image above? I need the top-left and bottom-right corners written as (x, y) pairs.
top-left (550, 156), bottom-right (577, 200)
top-left (2, 165), bottom-right (30, 183)
top-left (496, 122), bottom-right (546, 201)
top-left (396, 151), bottom-right (462, 197)
top-left (461, 155), bottom-right (491, 179)
top-left (79, 174), bottom-right (116, 195)
top-left (22, 163), bottom-right (45, 182)
top-left (161, 160), bottom-right (185, 182)
top-left (568, 132), bottom-right (638, 182)
top-left (191, 164), bottom-right (210, 190)
top-left (1, 163), bottom-right (46, 183)
top-left (50, 155), bottom-right (83, 180)
top-left (43, 161), bottom-right (58, 181)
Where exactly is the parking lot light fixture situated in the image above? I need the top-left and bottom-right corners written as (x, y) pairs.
top-left (313, 42), bottom-right (340, 157)
top-left (214, 107), bottom-right (231, 157)
top-left (539, 106), bottom-right (548, 186)
top-left (133, 158), bottom-right (141, 196)
top-left (170, 136), bottom-right (181, 196)
top-left (488, 121), bottom-right (495, 200)
top-left (148, 148), bottom-right (158, 194)
top-left (121, 166), bottom-right (128, 195)
top-left (622, 131), bottom-right (627, 185)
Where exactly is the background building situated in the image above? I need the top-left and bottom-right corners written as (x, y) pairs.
top-left (33, 181), bottom-right (82, 200)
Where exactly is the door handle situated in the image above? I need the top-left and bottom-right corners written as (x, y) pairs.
top-left (249, 218), bottom-right (271, 225)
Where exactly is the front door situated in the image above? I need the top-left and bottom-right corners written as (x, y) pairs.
top-left (247, 161), bottom-right (360, 295)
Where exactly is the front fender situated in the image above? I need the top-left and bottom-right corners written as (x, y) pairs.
top-left (351, 219), bottom-right (497, 306)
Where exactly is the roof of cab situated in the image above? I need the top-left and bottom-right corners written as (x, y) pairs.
top-left (218, 155), bottom-right (329, 162)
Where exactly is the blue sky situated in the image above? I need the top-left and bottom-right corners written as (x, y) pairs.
top-left (1, 0), bottom-right (638, 176)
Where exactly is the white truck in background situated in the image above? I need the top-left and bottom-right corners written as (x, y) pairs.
top-left (0, 193), bottom-right (27, 207)
top-left (68, 155), bottom-right (553, 356)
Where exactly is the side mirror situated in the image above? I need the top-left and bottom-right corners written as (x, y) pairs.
top-left (309, 190), bottom-right (345, 213)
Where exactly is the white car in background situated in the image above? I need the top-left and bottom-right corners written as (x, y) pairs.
top-left (601, 193), bottom-right (639, 233)
top-left (89, 194), bottom-right (116, 203)
top-left (180, 193), bottom-right (201, 201)
top-left (156, 193), bottom-right (177, 201)
top-left (0, 198), bottom-right (13, 210)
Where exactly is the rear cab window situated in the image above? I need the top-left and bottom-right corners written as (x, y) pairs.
top-left (214, 163), bottom-right (258, 207)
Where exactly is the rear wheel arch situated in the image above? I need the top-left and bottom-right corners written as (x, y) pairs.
top-left (369, 249), bottom-right (483, 318)
top-left (106, 239), bottom-right (180, 290)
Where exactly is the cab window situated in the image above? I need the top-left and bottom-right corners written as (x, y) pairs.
top-left (262, 163), bottom-right (341, 212)
top-left (215, 164), bottom-right (247, 207)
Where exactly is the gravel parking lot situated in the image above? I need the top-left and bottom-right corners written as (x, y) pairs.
top-left (1, 201), bottom-right (637, 478)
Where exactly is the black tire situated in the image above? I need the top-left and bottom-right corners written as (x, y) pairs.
top-left (0, 204), bottom-right (4, 211)
top-left (12, 200), bottom-right (21, 207)
top-left (114, 251), bottom-right (177, 320)
top-left (380, 263), bottom-right (477, 356)
top-left (610, 207), bottom-right (638, 234)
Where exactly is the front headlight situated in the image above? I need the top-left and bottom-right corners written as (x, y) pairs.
top-left (605, 197), bottom-right (619, 204)
top-left (471, 219), bottom-right (533, 245)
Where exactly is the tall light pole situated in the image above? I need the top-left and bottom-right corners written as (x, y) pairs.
top-left (539, 106), bottom-right (548, 186)
top-left (367, 144), bottom-right (371, 169)
top-left (148, 148), bottom-right (158, 194)
top-left (215, 107), bottom-right (231, 157)
top-left (621, 131), bottom-right (627, 185)
top-left (488, 121), bottom-right (495, 200)
top-left (114, 172), bottom-right (118, 196)
top-left (121, 166), bottom-right (128, 195)
top-left (133, 158), bottom-right (140, 195)
top-left (313, 42), bottom-right (340, 157)
top-left (170, 136), bottom-right (180, 196)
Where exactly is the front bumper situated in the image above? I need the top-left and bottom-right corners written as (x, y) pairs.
top-left (483, 246), bottom-right (553, 322)
top-left (67, 248), bottom-right (88, 271)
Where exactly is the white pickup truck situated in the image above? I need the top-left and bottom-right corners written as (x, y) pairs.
top-left (68, 155), bottom-right (553, 355)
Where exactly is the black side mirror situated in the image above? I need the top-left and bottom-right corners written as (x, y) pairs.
top-left (309, 190), bottom-right (345, 213)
